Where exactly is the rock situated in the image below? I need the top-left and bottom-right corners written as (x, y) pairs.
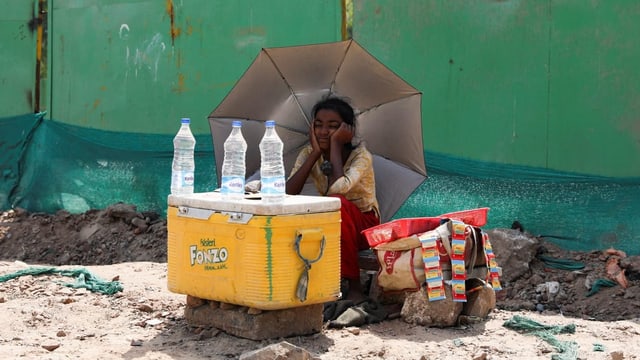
top-left (145, 318), bottom-right (163, 326)
top-left (104, 203), bottom-right (138, 223)
top-left (564, 272), bottom-right (576, 283)
top-left (472, 352), bottom-right (488, 360)
top-left (219, 302), bottom-right (238, 310)
top-left (500, 299), bottom-right (536, 311)
top-left (186, 295), bottom-right (205, 308)
top-left (247, 307), bottom-right (263, 315)
top-left (131, 217), bottom-right (149, 232)
top-left (197, 327), bottom-right (220, 340)
top-left (208, 301), bottom-right (220, 309)
top-left (137, 304), bottom-right (153, 313)
top-left (401, 285), bottom-right (462, 327)
top-left (621, 256), bottom-right (640, 281)
top-left (622, 286), bottom-right (640, 300)
top-left (41, 343), bottom-right (60, 351)
top-left (462, 279), bottom-right (496, 318)
top-left (610, 351), bottom-right (624, 360)
top-left (529, 274), bottom-right (544, 284)
top-left (536, 281), bottom-right (560, 303)
top-left (239, 341), bottom-right (320, 360)
top-left (79, 224), bottom-right (100, 241)
top-left (486, 228), bottom-right (540, 283)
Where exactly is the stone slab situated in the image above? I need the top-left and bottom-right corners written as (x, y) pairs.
top-left (184, 298), bottom-right (324, 340)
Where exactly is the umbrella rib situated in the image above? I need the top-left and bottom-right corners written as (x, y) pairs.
top-left (354, 91), bottom-right (421, 116)
top-left (263, 50), bottom-right (310, 125)
top-left (328, 40), bottom-right (353, 96)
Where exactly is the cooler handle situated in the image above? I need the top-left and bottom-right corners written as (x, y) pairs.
top-left (294, 229), bottom-right (326, 302)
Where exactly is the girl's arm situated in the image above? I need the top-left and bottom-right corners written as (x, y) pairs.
top-left (286, 124), bottom-right (322, 195)
top-left (286, 151), bottom-right (320, 195)
top-left (327, 123), bottom-right (353, 186)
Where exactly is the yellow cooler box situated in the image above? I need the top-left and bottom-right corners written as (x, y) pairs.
top-left (167, 192), bottom-right (341, 310)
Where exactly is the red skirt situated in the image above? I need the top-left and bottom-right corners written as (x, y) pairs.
top-left (330, 194), bottom-right (380, 280)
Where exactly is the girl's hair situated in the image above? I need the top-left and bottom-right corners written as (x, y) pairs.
top-left (311, 97), bottom-right (356, 128)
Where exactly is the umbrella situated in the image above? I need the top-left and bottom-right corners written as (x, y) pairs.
top-left (208, 39), bottom-right (426, 223)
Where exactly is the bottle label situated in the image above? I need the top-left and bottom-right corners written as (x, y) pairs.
top-left (172, 170), bottom-right (194, 188)
top-left (221, 176), bottom-right (245, 194)
top-left (261, 176), bottom-right (285, 195)
top-left (183, 171), bottom-right (194, 186)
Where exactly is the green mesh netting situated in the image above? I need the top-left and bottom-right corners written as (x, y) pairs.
top-left (396, 151), bottom-right (640, 255)
top-left (0, 113), bottom-right (45, 208)
top-left (537, 255), bottom-right (585, 271)
top-left (503, 315), bottom-right (578, 360)
top-left (586, 278), bottom-right (617, 297)
top-left (1, 114), bottom-right (214, 215)
top-left (0, 266), bottom-right (123, 295)
top-left (1, 114), bottom-right (639, 255)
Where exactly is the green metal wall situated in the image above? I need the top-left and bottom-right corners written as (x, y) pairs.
top-left (549, 1), bottom-right (640, 177)
top-left (0, 1), bottom-right (38, 116)
top-left (48, 0), bottom-right (342, 136)
top-left (0, 0), bottom-right (342, 213)
top-left (353, 0), bottom-right (640, 178)
top-left (1, 0), bottom-right (639, 253)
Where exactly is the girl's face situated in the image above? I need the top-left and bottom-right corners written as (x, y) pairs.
top-left (313, 109), bottom-right (343, 151)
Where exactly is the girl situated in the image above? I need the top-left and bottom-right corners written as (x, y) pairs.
top-left (286, 97), bottom-right (379, 302)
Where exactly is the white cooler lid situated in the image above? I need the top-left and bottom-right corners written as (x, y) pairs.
top-left (168, 192), bottom-right (340, 215)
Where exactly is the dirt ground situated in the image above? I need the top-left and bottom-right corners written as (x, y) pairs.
top-left (1, 204), bottom-right (639, 359)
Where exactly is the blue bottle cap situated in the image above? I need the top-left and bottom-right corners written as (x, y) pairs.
top-left (181, 117), bottom-right (190, 124)
top-left (232, 120), bottom-right (242, 127)
top-left (265, 120), bottom-right (275, 127)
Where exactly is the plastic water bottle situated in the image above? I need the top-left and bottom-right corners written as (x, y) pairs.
top-left (220, 120), bottom-right (247, 200)
top-left (259, 120), bottom-right (285, 204)
top-left (171, 117), bottom-right (196, 195)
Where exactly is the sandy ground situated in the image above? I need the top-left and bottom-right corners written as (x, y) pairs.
top-left (1, 260), bottom-right (638, 360)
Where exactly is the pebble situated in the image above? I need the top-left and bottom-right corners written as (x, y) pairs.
top-left (130, 339), bottom-right (143, 346)
top-left (610, 351), bottom-right (624, 360)
top-left (41, 343), bottom-right (60, 351)
top-left (472, 352), bottom-right (488, 360)
top-left (346, 327), bottom-right (360, 335)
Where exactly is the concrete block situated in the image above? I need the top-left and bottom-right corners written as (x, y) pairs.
top-left (184, 298), bottom-right (323, 340)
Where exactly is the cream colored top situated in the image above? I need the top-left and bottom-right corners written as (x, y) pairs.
top-left (289, 144), bottom-right (379, 216)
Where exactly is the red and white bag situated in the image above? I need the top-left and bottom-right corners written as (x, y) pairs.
top-left (374, 221), bottom-right (450, 292)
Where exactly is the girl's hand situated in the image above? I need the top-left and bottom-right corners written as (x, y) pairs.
top-left (309, 123), bottom-right (321, 154)
top-left (331, 122), bottom-right (354, 146)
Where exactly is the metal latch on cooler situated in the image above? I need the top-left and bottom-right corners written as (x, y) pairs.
top-left (177, 206), bottom-right (215, 220)
top-left (176, 206), bottom-right (252, 223)
top-left (222, 212), bottom-right (253, 224)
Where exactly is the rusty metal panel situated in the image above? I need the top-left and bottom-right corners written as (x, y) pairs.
top-left (47, 0), bottom-right (342, 135)
top-left (0, 0), bottom-right (38, 116)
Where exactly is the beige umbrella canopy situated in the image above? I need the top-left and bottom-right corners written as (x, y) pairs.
top-left (209, 39), bottom-right (426, 222)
